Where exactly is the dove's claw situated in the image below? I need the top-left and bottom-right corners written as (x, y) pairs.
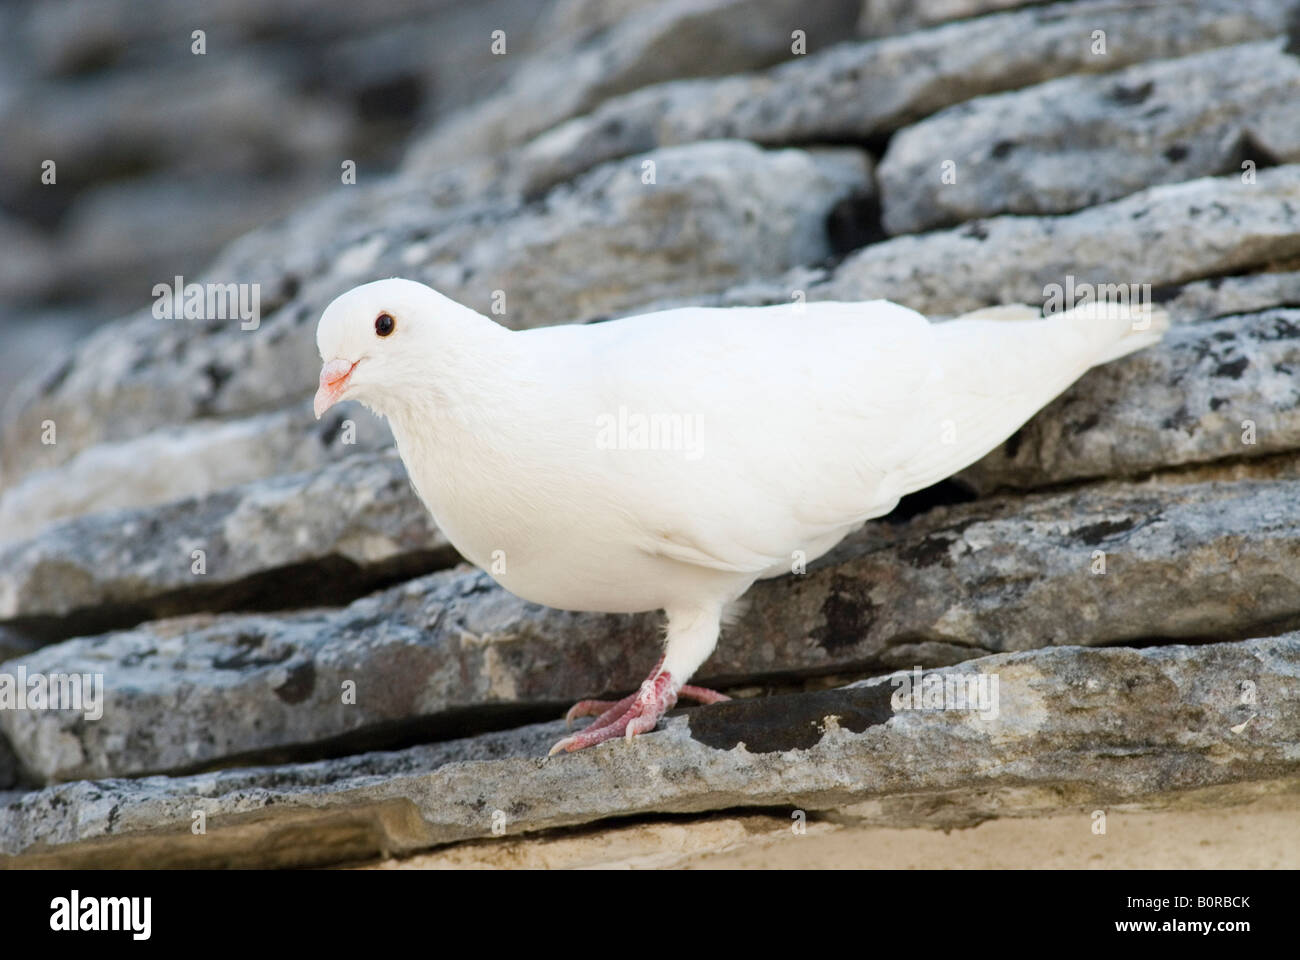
top-left (564, 692), bottom-right (637, 730)
top-left (678, 683), bottom-right (731, 705)
top-left (550, 664), bottom-right (731, 754)
top-left (550, 670), bottom-right (676, 754)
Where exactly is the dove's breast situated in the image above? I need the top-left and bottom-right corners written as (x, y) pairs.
top-left (390, 408), bottom-right (738, 614)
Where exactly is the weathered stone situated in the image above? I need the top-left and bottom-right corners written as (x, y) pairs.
top-left (819, 165), bottom-right (1300, 315)
top-left (0, 733), bottom-right (16, 791)
top-left (0, 0), bottom-right (545, 316)
top-left (958, 309), bottom-right (1300, 492)
top-left (60, 175), bottom-right (320, 309)
top-left (858, 0), bottom-right (1040, 36)
top-left (4, 0), bottom-right (1299, 870)
top-left (512, 0), bottom-right (1291, 198)
top-left (0, 213), bottom-right (57, 303)
top-left (879, 41), bottom-right (1300, 234)
top-left (0, 451), bottom-right (455, 646)
top-left (2, 636), bottom-right (1295, 867)
top-left (403, 0), bottom-right (861, 173)
top-left (5, 471), bottom-right (1299, 784)
top-left (0, 405), bottom-right (393, 544)
top-left (1160, 271), bottom-right (1300, 323)
top-left (0, 627), bottom-right (40, 667)
top-left (0, 142), bottom-right (869, 493)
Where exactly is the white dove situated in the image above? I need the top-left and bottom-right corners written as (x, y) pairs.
top-left (313, 278), bottom-right (1166, 754)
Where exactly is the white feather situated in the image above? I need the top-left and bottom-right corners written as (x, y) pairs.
top-left (316, 280), bottom-right (1167, 687)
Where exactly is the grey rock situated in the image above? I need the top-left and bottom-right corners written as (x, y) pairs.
top-left (0, 213), bottom-right (57, 303)
top-left (60, 175), bottom-right (320, 311)
top-left (404, 0), bottom-right (861, 173)
top-left (512, 0), bottom-right (1292, 198)
top-left (0, 405), bottom-right (392, 543)
top-left (0, 732), bottom-right (17, 790)
top-left (879, 41), bottom-right (1300, 235)
top-left (0, 142), bottom-right (870, 492)
top-left (17, 0), bottom-right (473, 78)
top-left (5, 471), bottom-right (1300, 783)
top-left (536, 0), bottom-right (672, 42)
top-left (858, 0), bottom-right (1041, 36)
top-left (0, 52), bottom-right (354, 307)
top-left (0, 450), bottom-right (455, 645)
top-left (0, 49), bottom-right (351, 191)
top-left (0, 308), bottom-right (91, 432)
top-left (1160, 271), bottom-right (1300, 323)
top-left (0, 626), bottom-right (41, 666)
top-left (959, 309), bottom-right (1300, 492)
top-left (1, 0), bottom-right (548, 320)
top-left (819, 165), bottom-right (1300, 315)
top-left (2, 636), bottom-right (1296, 866)
top-left (418, 143), bottom-right (870, 330)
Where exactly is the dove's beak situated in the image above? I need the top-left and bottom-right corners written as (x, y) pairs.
top-left (314, 358), bottom-right (358, 419)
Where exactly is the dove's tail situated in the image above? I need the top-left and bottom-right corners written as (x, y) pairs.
top-left (1078, 300), bottom-right (1170, 366)
top-left (954, 299), bottom-right (1169, 367)
top-left (895, 298), bottom-right (1167, 495)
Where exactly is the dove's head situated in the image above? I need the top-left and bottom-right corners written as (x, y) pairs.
top-left (313, 278), bottom-right (495, 420)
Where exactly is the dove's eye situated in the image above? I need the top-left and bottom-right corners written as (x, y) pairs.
top-left (375, 313), bottom-right (396, 337)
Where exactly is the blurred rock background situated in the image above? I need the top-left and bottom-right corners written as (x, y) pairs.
top-left (2, 0), bottom-right (1300, 868)
top-left (0, 0), bottom-right (552, 410)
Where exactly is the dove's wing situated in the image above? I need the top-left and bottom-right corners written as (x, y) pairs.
top-left (521, 298), bottom-right (1152, 578)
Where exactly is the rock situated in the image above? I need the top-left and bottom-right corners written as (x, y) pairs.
top-left (0, 0), bottom-right (546, 319)
top-left (0, 51), bottom-right (353, 305)
top-left (0, 450), bottom-right (455, 646)
top-left (0, 406), bottom-right (392, 543)
top-left (4, 0), bottom-right (1300, 868)
top-left (422, 143), bottom-right (870, 329)
top-left (536, 0), bottom-right (671, 41)
top-left (0, 308), bottom-right (91, 434)
top-left (0, 141), bottom-right (870, 492)
top-left (818, 165), bottom-right (1300, 315)
top-left (0, 213), bottom-right (57, 304)
top-left (959, 309), bottom-right (1300, 492)
top-left (878, 40), bottom-right (1300, 234)
top-left (512, 0), bottom-right (1292, 197)
top-left (0, 733), bottom-right (17, 790)
top-left (5, 471), bottom-right (1300, 784)
top-left (2, 635), bottom-right (1296, 866)
top-left (60, 175), bottom-right (319, 312)
top-left (858, 0), bottom-right (1040, 36)
top-left (0, 626), bottom-right (41, 666)
top-left (403, 0), bottom-right (861, 172)
top-left (1160, 271), bottom-right (1300, 322)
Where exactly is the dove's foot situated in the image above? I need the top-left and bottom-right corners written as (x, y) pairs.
top-left (549, 662), bottom-right (729, 755)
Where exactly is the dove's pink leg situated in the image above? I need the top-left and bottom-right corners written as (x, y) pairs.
top-left (550, 658), bottom-right (729, 755)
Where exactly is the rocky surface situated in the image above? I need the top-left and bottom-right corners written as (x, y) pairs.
top-left (7, 469), bottom-right (1300, 784)
top-left (0, 0), bottom-right (547, 315)
top-left (958, 308), bottom-right (1300, 491)
top-left (509, 0), bottom-right (1293, 199)
top-left (3, 0), bottom-right (1300, 867)
top-left (0, 406), bottom-right (395, 543)
top-left (402, 0), bottom-right (862, 173)
top-left (2, 637), bottom-right (1296, 867)
top-left (0, 450), bottom-right (454, 645)
top-left (857, 0), bottom-right (1041, 36)
top-left (817, 166), bottom-right (1300, 315)
top-left (1, 141), bottom-right (870, 491)
top-left (878, 40), bottom-right (1300, 234)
